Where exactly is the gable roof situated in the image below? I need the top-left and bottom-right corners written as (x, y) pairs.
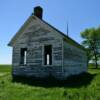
top-left (41, 19), bottom-right (86, 51)
top-left (8, 14), bottom-right (86, 51)
top-left (8, 15), bottom-right (33, 46)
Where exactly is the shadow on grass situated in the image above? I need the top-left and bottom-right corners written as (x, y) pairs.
top-left (12, 72), bottom-right (96, 88)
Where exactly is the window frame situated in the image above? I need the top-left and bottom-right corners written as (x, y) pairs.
top-left (42, 44), bottom-right (53, 66)
top-left (20, 48), bottom-right (27, 65)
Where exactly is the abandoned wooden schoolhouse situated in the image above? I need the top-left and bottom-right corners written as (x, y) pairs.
top-left (8, 6), bottom-right (87, 79)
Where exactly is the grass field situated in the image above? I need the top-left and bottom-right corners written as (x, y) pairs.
top-left (0, 65), bottom-right (100, 100)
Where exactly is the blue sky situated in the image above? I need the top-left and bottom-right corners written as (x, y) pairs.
top-left (0, 0), bottom-right (100, 64)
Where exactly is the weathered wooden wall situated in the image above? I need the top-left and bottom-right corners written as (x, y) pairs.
top-left (12, 16), bottom-right (87, 79)
top-left (63, 40), bottom-right (87, 78)
top-left (12, 18), bottom-right (64, 79)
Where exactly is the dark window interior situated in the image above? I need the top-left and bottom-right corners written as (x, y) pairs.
top-left (44, 45), bottom-right (52, 65)
top-left (20, 48), bottom-right (27, 65)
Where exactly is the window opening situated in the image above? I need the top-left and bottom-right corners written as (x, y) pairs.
top-left (44, 45), bottom-right (52, 65)
top-left (20, 48), bottom-right (27, 65)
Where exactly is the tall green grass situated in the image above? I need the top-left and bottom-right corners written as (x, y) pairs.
top-left (0, 65), bottom-right (11, 72)
top-left (0, 65), bottom-right (100, 100)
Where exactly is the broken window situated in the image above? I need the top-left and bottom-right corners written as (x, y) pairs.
top-left (20, 48), bottom-right (27, 65)
top-left (44, 45), bottom-right (52, 65)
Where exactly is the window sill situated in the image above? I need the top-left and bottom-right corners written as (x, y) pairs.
top-left (19, 64), bottom-right (27, 66)
top-left (42, 65), bottom-right (53, 67)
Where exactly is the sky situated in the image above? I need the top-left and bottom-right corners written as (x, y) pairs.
top-left (0, 0), bottom-right (100, 64)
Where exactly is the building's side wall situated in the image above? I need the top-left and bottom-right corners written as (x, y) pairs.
top-left (63, 40), bottom-right (87, 78)
top-left (12, 19), bottom-right (63, 79)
